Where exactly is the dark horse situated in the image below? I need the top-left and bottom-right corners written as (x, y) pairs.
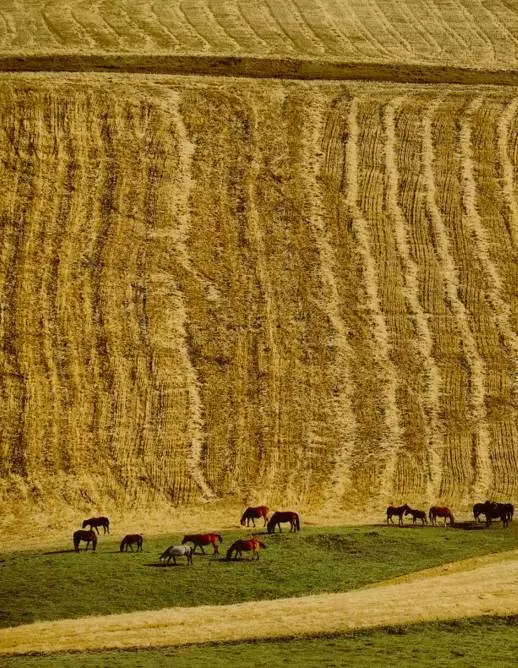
top-left (240, 506), bottom-right (269, 528)
top-left (473, 502), bottom-right (487, 522)
top-left (181, 533), bottom-right (223, 555)
top-left (429, 506), bottom-right (454, 526)
top-left (405, 507), bottom-right (427, 525)
top-left (120, 534), bottom-right (143, 552)
top-left (475, 501), bottom-right (514, 528)
top-left (267, 511), bottom-right (300, 533)
top-left (226, 538), bottom-right (267, 560)
top-left (82, 516), bottom-right (110, 534)
top-left (73, 529), bottom-right (97, 552)
top-left (386, 504), bottom-right (411, 525)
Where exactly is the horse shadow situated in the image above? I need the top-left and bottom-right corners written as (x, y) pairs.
top-left (449, 521), bottom-right (487, 531)
top-left (42, 549), bottom-right (77, 555)
top-left (145, 562), bottom-right (192, 568)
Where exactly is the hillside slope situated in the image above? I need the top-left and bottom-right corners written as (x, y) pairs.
top-left (1, 0), bottom-right (518, 72)
top-left (0, 75), bottom-right (516, 516)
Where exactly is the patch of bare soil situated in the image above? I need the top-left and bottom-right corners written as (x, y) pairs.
top-left (1, 551), bottom-right (517, 656)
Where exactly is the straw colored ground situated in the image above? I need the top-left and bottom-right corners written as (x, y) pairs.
top-left (0, 75), bottom-right (517, 524)
top-left (1, 539), bottom-right (517, 657)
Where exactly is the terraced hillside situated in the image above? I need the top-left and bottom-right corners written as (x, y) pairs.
top-left (0, 1), bottom-right (517, 519)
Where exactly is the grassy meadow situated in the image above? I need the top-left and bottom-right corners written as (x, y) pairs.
top-left (1, 523), bottom-right (517, 629)
top-left (2, 616), bottom-right (518, 667)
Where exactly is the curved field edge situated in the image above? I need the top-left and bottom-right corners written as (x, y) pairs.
top-left (1, 555), bottom-right (517, 656)
top-left (1, 526), bottom-right (517, 633)
top-left (2, 616), bottom-right (518, 667)
top-left (1, 0), bottom-right (518, 75)
top-left (1, 55), bottom-right (518, 85)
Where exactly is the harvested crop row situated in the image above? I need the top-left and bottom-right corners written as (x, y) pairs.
top-left (0, 77), bottom-right (517, 517)
top-left (2, 0), bottom-right (518, 73)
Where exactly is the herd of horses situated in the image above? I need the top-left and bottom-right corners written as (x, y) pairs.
top-left (72, 500), bottom-right (514, 560)
top-left (71, 507), bottom-right (300, 560)
top-left (386, 501), bottom-right (514, 527)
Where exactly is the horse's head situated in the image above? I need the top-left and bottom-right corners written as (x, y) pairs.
top-left (404, 506), bottom-right (411, 515)
top-left (81, 519), bottom-right (88, 528)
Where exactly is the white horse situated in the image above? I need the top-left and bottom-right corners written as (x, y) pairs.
top-left (159, 544), bottom-right (193, 565)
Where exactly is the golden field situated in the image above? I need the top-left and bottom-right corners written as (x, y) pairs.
top-left (0, 0), bottom-right (516, 524)
top-left (0, 0), bottom-right (518, 660)
top-left (0, 75), bottom-right (516, 521)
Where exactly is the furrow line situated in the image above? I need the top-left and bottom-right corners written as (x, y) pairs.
top-left (166, 91), bottom-right (216, 501)
top-left (346, 96), bottom-right (403, 502)
top-left (384, 95), bottom-right (443, 501)
top-left (178, 0), bottom-right (229, 52)
top-left (422, 96), bottom-right (492, 499)
top-left (497, 97), bottom-right (518, 249)
top-left (303, 92), bottom-right (357, 506)
top-left (207, 0), bottom-right (267, 52)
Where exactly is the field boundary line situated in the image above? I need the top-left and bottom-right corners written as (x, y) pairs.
top-left (1, 553), bottom-right (517, 655)
top-left (0, 54), bottom-right (518, 84)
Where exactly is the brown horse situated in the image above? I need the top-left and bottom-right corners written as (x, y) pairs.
top-left (429, 506), bottom-right (454, 526)
top-left (404, 507), bottom-right (427, 525)
top-left (73, 529), bottom-right (97, 552)
top-left (240, 506), bottom-right (269, 527)
top-left (386, 504), bottom-right (411, 525)
top-left (120, 534), bottom-right (143, 552)
top-left (226, 538), bottom-right (266, 560)
top-left (267, 511), bottom-right (300, 533)
top-left (82, 516), bottom-right (110, 534)
top-left (181, 533), bottom-right (223, 555)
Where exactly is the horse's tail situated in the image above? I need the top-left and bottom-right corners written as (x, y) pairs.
top-left (294, 513), bottom-right (300, 531)
top-left (216, 534), bottom-right (223, 544)
top-left (159, 547), bottom-right (170, 561)
top-left (429, 507), bottom-right (434, 521)
top-left (449, 512), bottom-right (455, 525)
top-left (73, 532), bottom-right (79, 551)
top-left (92, 533), bottom-right (98, 550)
top-left (120, 539), bottom-right (126, 552)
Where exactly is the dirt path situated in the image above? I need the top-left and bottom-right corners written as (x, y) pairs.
top-left (1, 551), bottom-right (517, 656)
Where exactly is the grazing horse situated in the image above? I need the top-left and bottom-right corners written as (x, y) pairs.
top-left (267, 511), bottom-right (300, 533)
top-left (478, 501), bottom-right (514, 528)
top-left (73, 529), bottom-right (97, 552)
top-left (181, 533), bottom-right (223, 555)
top-left (405, 507), bottom-right (427, 525)
top-left (386, 504), bottom-right (411, 525)
top-left (160, 545), bottom-right (193, 566)
top-left (240, 506), bottom-right (269, 527)
top-left (429, 506), bottom-right (454, 526)
top-left (226, 538), bottom-right (266, 560)
top-left (120, 534), bottom-right (143, 552)
top-left (82, 516), bottom-right (110, 534)
top-left (473, 502), bottom-right (487, 522)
